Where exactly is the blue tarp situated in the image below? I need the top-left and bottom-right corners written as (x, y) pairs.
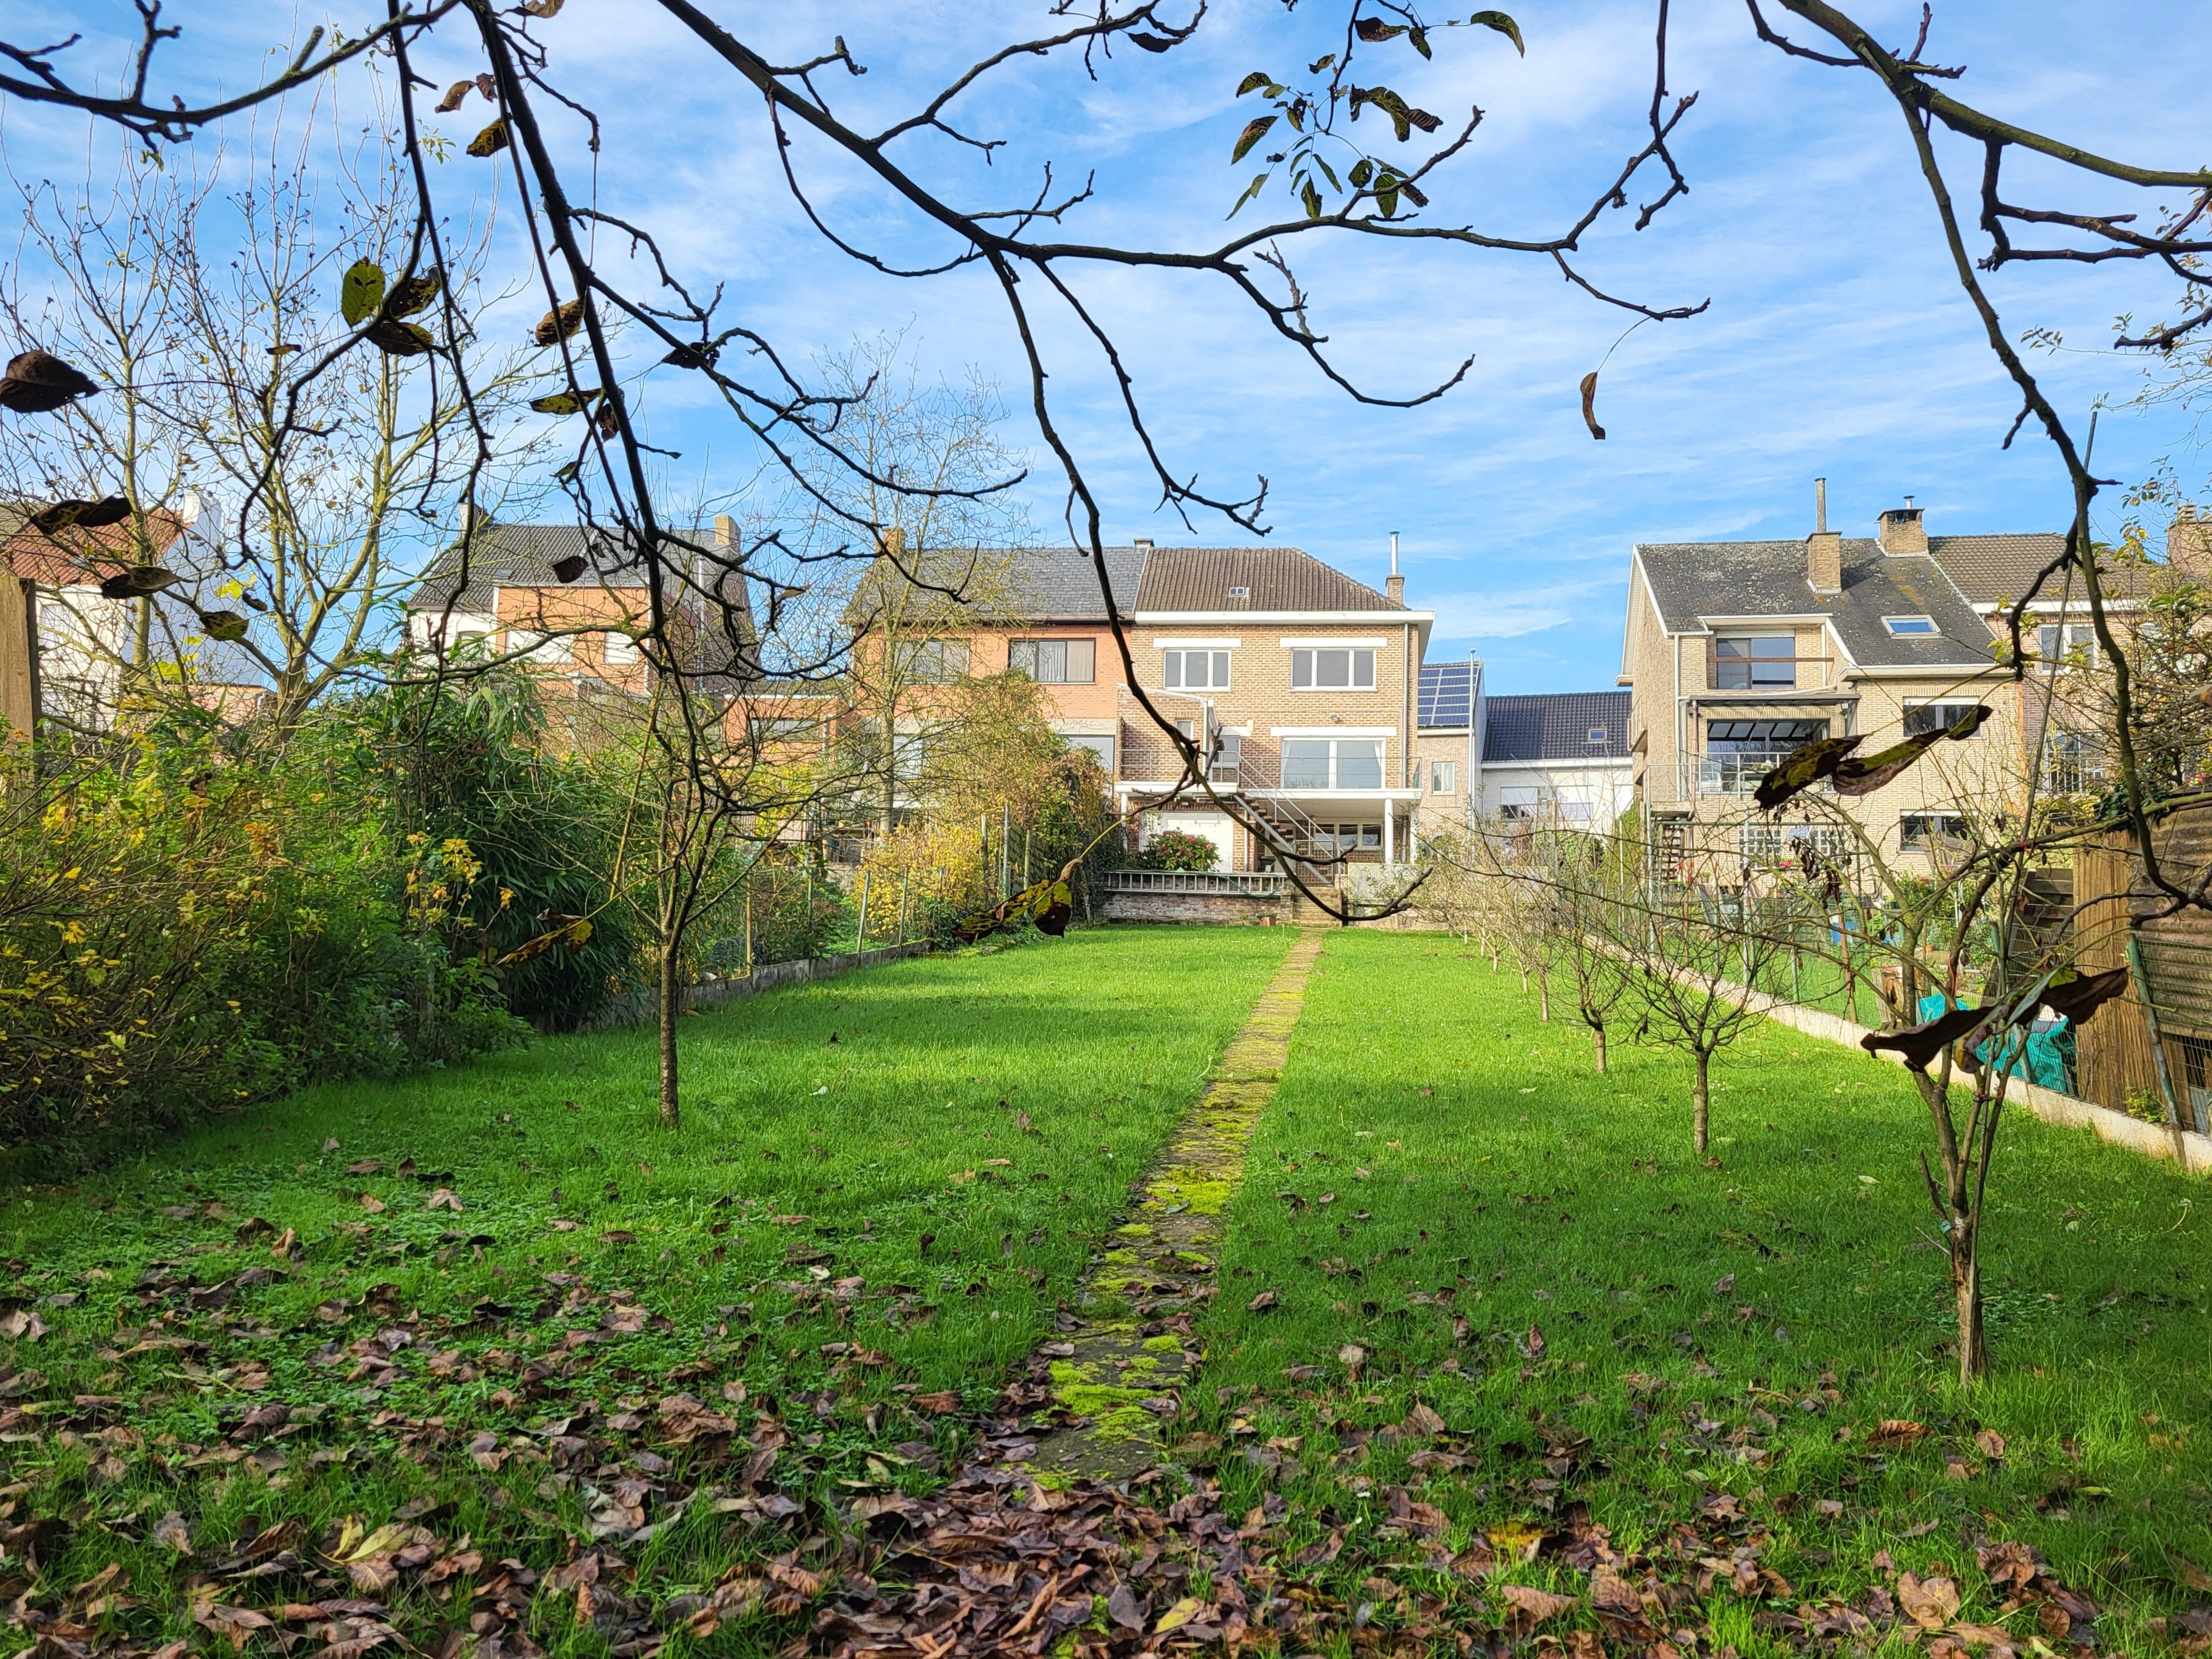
top-left (1917, 993), bottom-right (2073, 1092)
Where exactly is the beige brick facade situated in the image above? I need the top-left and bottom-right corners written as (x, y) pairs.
top-left (1623, 514), bottom-right (2028, 874)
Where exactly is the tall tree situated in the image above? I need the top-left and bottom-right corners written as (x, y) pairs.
top-left (0, 102), bottom-right (548, 733)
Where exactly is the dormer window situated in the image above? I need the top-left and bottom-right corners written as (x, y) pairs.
top-left (1884, 616), bottom-right (1939, 637)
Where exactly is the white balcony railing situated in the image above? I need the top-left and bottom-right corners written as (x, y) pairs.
top-left (1103, 869), bottom-right (1288, 896)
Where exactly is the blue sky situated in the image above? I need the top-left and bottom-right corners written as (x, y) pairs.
top-left (12, 1), bottom-right (2212, 692)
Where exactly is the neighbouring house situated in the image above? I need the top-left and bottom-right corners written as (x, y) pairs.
top-left (1621, 485), bottom-right (2080, 874)
top-left (856, 538), bottom-right (1433, 868)
top-left (1411, 664), bottom-right (1632, 838)
top-left (3, 498), bottom-right (265, 732)
top-left (404, 514), bottom-right (756, 704)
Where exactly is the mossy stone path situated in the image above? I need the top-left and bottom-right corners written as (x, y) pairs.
top-left (1028, 927), bottom-right (1325, 1478)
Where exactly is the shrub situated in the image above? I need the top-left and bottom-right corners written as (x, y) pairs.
top-left (0, 725), bottom-right (526, 1158)
top-left (1141, 828), bottom-right (1220, 872)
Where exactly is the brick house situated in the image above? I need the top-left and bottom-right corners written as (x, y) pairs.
top-left (855, 539), bottom-right (1434, 873)
top-left (404, 515), bottom-right (754, 701)
top-left (1619, 486), bottom-right (2088, 872)
top-left (1412, 665), bottom-right (1632, 839)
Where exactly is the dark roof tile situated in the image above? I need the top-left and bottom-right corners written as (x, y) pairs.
top-left (1134, 545), bottom-right (1403, 613)
top-left (1483, 691), bottom-right (1632, 763)
top-left (1635, 538), bottom-right (1995, 668)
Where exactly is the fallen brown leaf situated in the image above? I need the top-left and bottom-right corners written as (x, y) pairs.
top-left (1502, 1583), bottom-right (1577, 1625)
top-left (1897, 1571), bottom-right (1961, 1628)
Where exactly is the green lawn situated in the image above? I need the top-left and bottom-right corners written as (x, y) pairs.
top-left (1189, 930), bottom-right (2211, 1654)
top-left (7, 923), bottom-right (2208, 1659)
top-left (0, 926), bottom-right (1289, 1654)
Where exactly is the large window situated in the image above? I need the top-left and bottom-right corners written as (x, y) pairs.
top-left (1290, 646), bottom-right (1375, 691)
top-left (749, 716), bottom-right (817, 744)
top-left (904, 638), bottom-right (971, 682)
top-left (1010, 637), bottom-right (1095, 684)
top-left (1281, 737), bottom-right (1384, 789)
top-left (1714, 635), bottom-right (1796, 689)
top-left (1163, 648), bottom-right (1230, 690)
top-left (1315, 823), bottom-right (1381, 854)
top-left (1903, 700), bottom-right (1983, 739)
top-left (1700, 717), bottom-right (1825, 794)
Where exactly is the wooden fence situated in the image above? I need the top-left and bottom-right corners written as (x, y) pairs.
top-left (2074, 809), bottom-right (2212, 1132)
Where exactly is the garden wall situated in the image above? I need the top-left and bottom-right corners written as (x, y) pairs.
top-left (1102, 889), bottom-right (1293, 924)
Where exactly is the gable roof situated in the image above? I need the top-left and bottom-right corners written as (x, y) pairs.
top-left (1634, 538), bottom-right (1995, 668)
top-left (407, 521), bottom-right (661, 612)
top-left (987, 546), bottom-right (1145, 621)
top-left (1484, 691), bottom-right (1632, 763)
top-left (6, 509), bottom-right (188, 586)
top-left (855, 542), bottom-right (1409, 625)
top-left (1133, 545), bottom-right (1404, 613)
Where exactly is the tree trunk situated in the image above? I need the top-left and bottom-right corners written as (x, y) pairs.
top-left (1952, 1222), bottom-right (1987, 1385)
top-left (1536, 970), bottom-right (1550, 1022)
top-left (1692, 1049), bottom-right (1710, 1154)
top-left (658, 938), bottom-right (681, 1128)
top-left (1592, 1023), bottom-right (1607, 1074)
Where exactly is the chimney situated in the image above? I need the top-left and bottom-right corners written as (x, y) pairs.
top-left (1878, 497), bottom-right (1928, 555)
top-left (1131, 537), bottom-right (1154, 548)
top-left (2170, 504), bottom-right (2212, 577)
top-left (1806, 477), bottom-right (1841, 596)
top-left (1387, 530), bottom-right (1405, 605)
top-left (881, 525), bottom-right (906, 557)
top-left (714, 513), bottom-right (736, 550)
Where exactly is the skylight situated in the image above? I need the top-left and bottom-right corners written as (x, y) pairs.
top-left (1884, 616), bottom-right (1940, 637)
top-left (1587, 727), bottom-right (1609, 744)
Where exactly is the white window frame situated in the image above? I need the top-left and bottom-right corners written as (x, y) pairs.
top-left (2036, 621), bottom-right (2096, 665)
top-left (1162, 647), bottom-right (1231, 690)
top-left (1289, 646), bottom-right (1376, 692)
top-left (1428, 759), bottom-right (1455, 793)
top-left (602, 630), bottom-right (639, 665)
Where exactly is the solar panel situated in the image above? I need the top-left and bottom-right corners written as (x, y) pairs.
top-left (1417, 661), bottom-right (1474, 728)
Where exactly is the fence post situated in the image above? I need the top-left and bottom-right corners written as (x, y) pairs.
top-left (804, 863), bottom-right (816, 961)
top-left (2126, 935), bottom-right (2186, 1128)
top-left (855, 869), bottom-right (870, 956)
top-left (897, 870), bottom-right (910, 943)
top-left (744, 875), bottom-right (754, 978)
